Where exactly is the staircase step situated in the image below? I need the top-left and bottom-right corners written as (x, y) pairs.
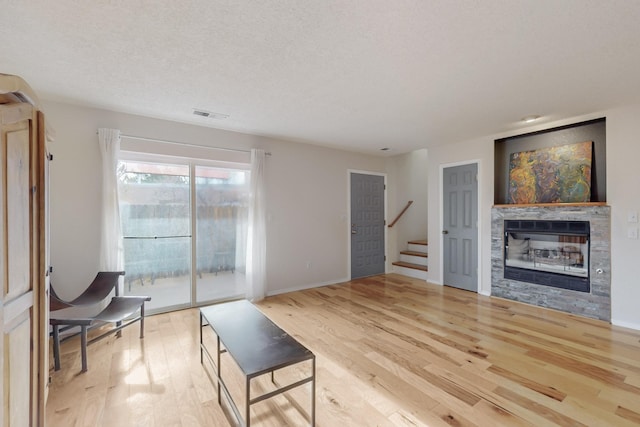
top-left (399, 251), bottom-right (428, 266)
top-left (408, 240), bottom-right (428, 253)
top-left (392, 261), bottom-right (428, 271)
top-left (400, 250), bottom-right (428, 258)
top-left (408, 240), bottom-right (428, 246)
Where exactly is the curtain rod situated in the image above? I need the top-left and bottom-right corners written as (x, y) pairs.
top-left (97, 132), bottom-right (271, 155)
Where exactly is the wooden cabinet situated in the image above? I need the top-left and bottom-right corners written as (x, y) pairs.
top-left (0, 74), bottom-right (52, 427)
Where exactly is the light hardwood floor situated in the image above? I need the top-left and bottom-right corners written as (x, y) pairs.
top-left (46, 274), bottom-right (640, 426)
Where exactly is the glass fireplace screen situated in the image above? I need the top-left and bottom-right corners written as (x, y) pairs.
top-left (504, 220), bottom-right (590, 280)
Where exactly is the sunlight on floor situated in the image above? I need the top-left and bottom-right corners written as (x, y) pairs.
top-left (125, 271), bottom-right (246, 312)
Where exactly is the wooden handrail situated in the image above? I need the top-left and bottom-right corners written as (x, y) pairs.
top-left (388, 201), bottom-right (413, 228)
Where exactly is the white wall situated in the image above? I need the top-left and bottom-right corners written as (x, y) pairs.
top-left (427, 105), bottom-right (640, 330)
top-left (43, 101), bottom-right (385, 299)
top-left (606, 104), bottom-right (640, 330)
top-left (385, 149), bottom-right (428, 260)
top-left (265, 142), bottom-right (384, 294)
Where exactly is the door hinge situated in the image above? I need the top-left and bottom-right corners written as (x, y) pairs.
top-left (384, 255), bottom-right (387, 261)
top-left (31, 185), bottom-right (37, 194)
top-left (384, 184), bottom-right (386, 190)
top-left (48, 153), bottom-right (53, 161)
top-left (384, 220), bottom-right (386, 226)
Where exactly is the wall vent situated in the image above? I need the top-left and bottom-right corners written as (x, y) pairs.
top-left (192, 109), bottom-right (229, 119)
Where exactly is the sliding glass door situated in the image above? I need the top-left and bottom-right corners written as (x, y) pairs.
top-left (118, 159), bottom-right (249, 313)
top-left (195, 166), bottom-right (249, 303)
top-left (118, 161), bottom-right (191, 311)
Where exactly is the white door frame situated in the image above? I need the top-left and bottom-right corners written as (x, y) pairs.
top-left (439, 160), bottom-right (482, 292)
top-left (347, 169), bottom-right (388, 280)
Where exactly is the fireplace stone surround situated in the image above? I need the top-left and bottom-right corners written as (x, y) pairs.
top-left (491, 204), bottom-right (611, 321)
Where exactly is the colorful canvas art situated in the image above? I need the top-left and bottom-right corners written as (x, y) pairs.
top-left (508, 141), bottom-right (592, 204)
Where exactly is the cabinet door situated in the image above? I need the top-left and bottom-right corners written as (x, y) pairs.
top-left (37, 110), bottom-right (52, 420)
top-left (0, 102), bottom-right (40, 427)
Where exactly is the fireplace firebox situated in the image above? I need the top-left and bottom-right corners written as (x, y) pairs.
top-left (504, 220), bottom-right (590, 292)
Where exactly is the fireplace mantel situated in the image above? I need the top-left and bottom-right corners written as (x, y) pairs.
top-left (491, 204), bottom-right (611, 321)
top-left (493, 202), bottom-right (607, 208)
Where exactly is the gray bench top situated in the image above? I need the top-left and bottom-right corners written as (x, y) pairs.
top-left (200, 300), bottom-right (313, 378)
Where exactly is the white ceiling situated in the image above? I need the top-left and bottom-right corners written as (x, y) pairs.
top-left (2, 1), bottom-right (640, 155)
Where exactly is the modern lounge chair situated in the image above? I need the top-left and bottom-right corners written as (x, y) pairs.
top-left (50, 271), bottom-right (124, 308)
top-left (49, 271), bottom-right (151, 372)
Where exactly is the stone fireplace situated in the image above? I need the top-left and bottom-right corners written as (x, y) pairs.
top-left (491, 204), bottom-right (611, 321)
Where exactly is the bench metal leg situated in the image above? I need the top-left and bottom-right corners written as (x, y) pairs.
top-left (53, 325), bottom-right (61, 371)
top-left (246, 376), bottom-right (251, 427)
top-left (311, 357), bottom-right (316, 427)
top-left (217, 335), bottom-right (221, 405)
top-left (81, 325), bottom-right (88, 372)
top-left (140, 303), bottom-right (145, 338)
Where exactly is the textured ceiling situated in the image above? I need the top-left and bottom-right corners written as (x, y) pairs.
top-left (2, 1), bottom-right (640, 155)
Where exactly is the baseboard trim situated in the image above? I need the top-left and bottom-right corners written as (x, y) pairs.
top-left (267, 277), bottom-right (350, 297)
top-left (611, 318), bottom-right (640, 331)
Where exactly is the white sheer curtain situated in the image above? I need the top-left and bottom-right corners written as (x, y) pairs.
top-left (246, 148), bottom-right (266, 301)
top-left (97, 128), bottom-right (124, 293)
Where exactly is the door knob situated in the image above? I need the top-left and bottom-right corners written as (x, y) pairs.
top-left (442, 230), bottom-right (449, 234)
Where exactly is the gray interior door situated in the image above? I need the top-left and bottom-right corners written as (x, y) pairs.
top-left (351, 173), bottom-right (385, 279)
top-left (443, 163), bottom-right (478, 292)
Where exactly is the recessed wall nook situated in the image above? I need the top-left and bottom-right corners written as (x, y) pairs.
top-left (491, 118), bottom-right (611, 321)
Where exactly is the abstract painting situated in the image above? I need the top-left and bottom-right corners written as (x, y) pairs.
top-left (508, 141), bottom-right (592, 204)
